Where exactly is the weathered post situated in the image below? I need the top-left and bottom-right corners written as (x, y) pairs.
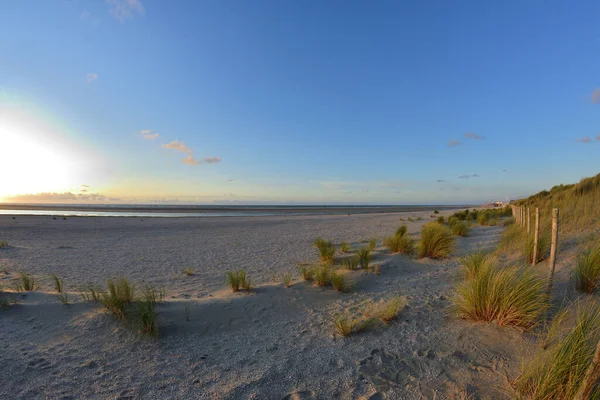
top-left (527, 208), bottom-right (530, 234)
top-left (546, 208), bottom-right (559, 296)
top-left (532, 208), bottom-right (540, 265)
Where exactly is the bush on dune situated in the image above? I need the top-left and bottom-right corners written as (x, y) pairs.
top-left (418, 223), bottom-right (455, 259)
top-left (450, 220), bottom-right (469, 237)
top-left (574, 244), bottom-right (600, 293)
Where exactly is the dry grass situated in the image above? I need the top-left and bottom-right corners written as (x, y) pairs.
top-left (330, 271), bottom-right (353, 292)
top-left (450, 264), bottom-right (549, 328)
top-left (367, 296), bottom-right (407, 323)
top-left (450, 221), bottom-right (469, 236)
top-left (51, 274), bottom-right (63, 293)
top-left (101, 278), bottom-right (135, 320)
top-left (396, 225), bottom-right (408, 237)
top-left (418, 223), bottom-right (455, 259)
top-left (357, 247), bottom-right (372, 269)
top-left (315, 239), bottom-right (335, 264)
top-left (14, 272), bottom-right (36, 292)
top-left (340, 241), bottom-right (350, 253)
top-left (136, 300), bottom-right (158, 337)
top-left (282, 274), bottom-right (292, 288)
top-left (573, 243), bottom-right (600, 293)
top-left (459, 251), bottom-right (492, 280)
top-left (313, 265), bottom-right (331, 287)
top-left (332, 312), bottom-right (377, 336)
top-left (183, 268), bottom-right (194, 276)
top-left (384, 234), bottom-right (414, 254)
top-left (515, 302), bottom-right (600, 399)
top-left (368, 238), bottom-right (378, 251)
top-left (81, 285), bottom-right (104, 302)
top-left (299, 265), bottom-right (315, 281)
top-left (341, 256), bottom-right (360, 270)
top-left (526, 234), bottom-right (551, 264)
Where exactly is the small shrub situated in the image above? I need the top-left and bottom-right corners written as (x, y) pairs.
top-left (330, 271), bottom-right (352, 292)
top-left (368, 238), bottom-right (378, 251)
top-left (450, 221), bottom-right (469, 236)
top-left (340, 241), bottom-right (350, 253)
top-left (299, 265), bottom-right (315, 281)
top-left (478, 213), bottom-right (490, 226)
top-left (436, 216), bottom-right (445, 224)
top-left (51, 274), bottom-right (63, 293)
top-left (384, 234), bottom-right (414, 254)
top-left (418, 223), bottom-right (455, 259)
top-left (450, 264), bottom-right (548, 328)
top-left (526, 234), bottom-right (551, 264)
top-left (313, 265), bottom-right (331, 287)
top-left (367, 296), bottom-right (407, 323)
top-left (357, 247), bottom-right (372, 269)
top-left (101, 278), bottom-right (135, 320)
top-left (434, 209), bottom-right (439, 214)
top-left (396, 225), bottom-right (407, 237)
top-left (341, 256), bottom-right (360, 270)
top-left (447, 216), bottom-right (458, 226)
top-left (573, 244), bottom-right (600, 293)
top-left (399, 217), bottom-right (405, 221)
top-left (333, 313), bottom-right (377, 336)
top-left (459, 251), bottom-right (491, 280)
top-left (226, 270), bottom-right (251, 292)
top-left (183, 268), bottom-right (194, 276)
top-left (283, 274), bottom-right (292, 288)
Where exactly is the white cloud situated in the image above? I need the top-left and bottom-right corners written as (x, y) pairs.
top-left (162, 140), bottom-right (221, 166)
top-left (138, 129), bottom-right (159, 140)
top-left (6, 192), bottom-right (106, 202)
top-left (107, 0), bottom-right (145, 23)
top-left (183, 155), bottom-right (199, 165)
top-left (86, 73), bottom-right (98, 83)
top-left (162, 140), bottom-right (193, 154)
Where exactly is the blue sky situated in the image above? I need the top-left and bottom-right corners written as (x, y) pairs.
top-left (0, 0), bottom-right (599, 204)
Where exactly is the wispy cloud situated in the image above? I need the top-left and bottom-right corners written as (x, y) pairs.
top-left (577, 136), bottom-right (592, 143)
top-left (86, 73), bottom-right (98, 83)
top-left (592, 89), bottom-right (600, 104)
top-left (6, 192), bottom-right (107, 202)
top-left (464, 132), bottom-right (484, 140)
top-left (458, 174), bottom-right (479, 179)
top-left (436, 179), bottom-right (445, 183)
top-left (106, 0), bottom-right (145, 23)
top-left (162, 140), bottom-right (221, 165)
top-left (448, 139), bottom-right (461, 147)
top-left (138, 129), bottom-right (159, 140)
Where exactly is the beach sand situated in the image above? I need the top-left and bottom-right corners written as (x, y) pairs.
top-left (0, 210), bottom-right (528, 399)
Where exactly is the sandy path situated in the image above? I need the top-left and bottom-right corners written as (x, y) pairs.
top-left (0, 210), bottom-right (526, 399)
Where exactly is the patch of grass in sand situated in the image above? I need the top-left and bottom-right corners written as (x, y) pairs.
top-left (183, 268), bottom-right (194, 276)
top-left (13, 272), bottom-right (36, 292)
top-left (313, 265), bottom-right (331, 287)
top-left (503, 217), bottom-right (515, 226)
top-left (330, 271), bottom-right (353, 292)
top-left (418, 223), bottom-right (455, 259)
top-left (136, 300), bottom-right (158, 337)
top-left (57, 292), bottom-right (70, 305)
top-left (526, 234), bottom-right (551, 264)
top-left (450, 220), bottom-right (469, 237)
top-left (366, 296), bottom-right (407, 323)
top-left (0, 241), bottom-right (8, 248)
top-left (396, 225), bottom-right (408, 237)
top-left (450, 263), bottom-right (548, 328)
top-left (459, 251), bottom-right (492, 280)
top-left (368, 238), bottom-right (378, 251)
top-left (515, 302), bottom-right (600, 400)
top-left (408, 217), bottom-right (415, 222)
top-left (357, 247), bottom-right (372, 269)
top-left (101, 278), bottom-right (135, 320)
top-left (434, 209), bottom-right (439, 214)
top-left (283, 274), bottom-right (292, 288)
top-left (500, 224), bottom-right (524, 251)
top-left (226, 270), bottom-right (252, 292)
top-left (478, 213), bottom-right (490, 226)
top-left (340, 241), bottom-right (350, 253)
top-left (416, 216), bottom-right (423, 221)
top-left (436, 216), bottom-right (445, 224)
top-left (399, 217), bottom-right (405, 221)
top-left (333, 312), bottom-right (377, 336)
top-left (140, 284), bottom-right (165, 304)
top-left (384, 234), bottom-right (414, 254)
top-left (51, 274), bottom-right (63, 293)
top-left (488, 218), bottom-right (499, 226)
top-left (341, 256), bottom-right (360, 271)
top-left (81, 285), bottom-right (104, 302)
top-left (315, 239), bottom-right (336, 264)
top-left (573, 243), bottom-right (600, 293)
top-left (299, 265), bottom-right (315, 281)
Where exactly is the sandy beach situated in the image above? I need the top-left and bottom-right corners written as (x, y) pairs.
top-left (1, 210), bottom-right (529, 399)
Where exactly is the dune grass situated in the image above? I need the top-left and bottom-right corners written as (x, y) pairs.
top-left (526, 234), bottom-right (551, 264)
top-left (436, 216), bottom-right (445, 224)
top-left (183, 268), bottom-right (194, 276)
top-left (314, 239), bottom-right (335, 263)
top-left (357, 247), bottom-right (372, 269)
top-left (332, 313), bottom-right (377, 337)
top-left (81, 285), bottom-right (104, 302)
top-left (226, 270), bottom-right (251, 292)
top-left (51, 274), bottom-right (63, 293)
top-left (282, 274), bottom-right (292, 288)
top-left (368, 238), bottom-right (378, 251)
top-left (503, 217), bottom-right (515, 226)
top-left (341, 255), bottom-right (360, 270)
top-left (14, 272), bottom-right (36, 292)
top-left (330, 271), bottom-right (353, 292)
top-left (0, 241), bottom-right (8, 248)
top-left (515, 303), bottom-right (600, 399)
top-left (136, 300), bottom-right (158, 337)
top-left (478, 213), bottom-right (490, 226)
top-left (367, 296), bottom-right (407, 323)
top-left (299, 265), bottom-right (315, 281)
top-left (434, 209), bottom-right (439, 214)
top-left (418, 223), bottom-right (455, 259)
top-left (340, 241), bottom-right (350, 253)
top-left (396, 225), bottom-right (408, 237)
top-left (384, 234), bottom-right (414, 254)
top-left (313, 265), bottom-right (331, 287)
top-left (371, 264), bottom-right (381, 275)
top-left (140, 284), bottom-right (165, 304)
top-left (459, 251), bottom-right (492, 280)
top-left (101, 278), bottom-right (135, 320)
top-left (450, 264), bottom-right (548, 328)
top-left (500, 224), bottom-right (524, 251)
top-left (573, 244), bottom-right (600, 293)
top-left (450, 221), bottom-right (469, 237)
top-left (57, 292), bottom-right (69, 305)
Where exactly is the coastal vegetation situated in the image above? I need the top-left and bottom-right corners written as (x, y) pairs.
top-left (418, 223), bottom-right (455, 259)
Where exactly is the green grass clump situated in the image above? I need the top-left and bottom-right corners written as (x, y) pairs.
top-left (299, 265), bottom-right (315, 281)
top-left (488, 218), bottom-right (498, 226)
top-left (340, 241), bottom-right (350, 253)
top-left (330, 271), bottom-right (353, 292)
top-left (434, 209), bottom-right (439, 214)
top-left (51, 274), bottom-right (63, 293)
top-left (313, 265), bottom-right (331, 287)
top-left (136, 300), bottom-right (158, 337)
top-left (332, 313), bottom-right (377, 337)
top-left (101, 278), bottom-right (135, 320)
top-left (368, 238), bottom-right (378, 251)
top-left (14, 272), bottom-right (36, 292)
top-left (526, 234), bottom-right (551, 264)
top-left (573, 244), bottom-right (600, 293)
top-left (478, 213), bottom-right (490, 226)
top-left (226, 270), bottom-right (251, 292)
top-left (500, 224), bottom-right (524, 251)
top-left (282, 274), bottom-right (292, 288)
top-left (396, 225), bottom-right (408, 237)
top-left (450, 264), bottom-right (548, 328)
top-left (436, 216), bottom-right (445, 224)
top-left (315, 239), bottom-right (335, 263)
top-left (418, 223), bottom-right (455, 259)
top-left (450, 221), bottom-right (469, 236)
top-left (408, 217), bottom-right (415, 222)
top-left (183, 268), bottom-right (194, 276)
top-left (459, 251), bottom-right (491, 280)
top-left (367, 296), bottom-right (407, 323)
top-left (0, 241), bottom-right (8, 248)
top-left (514, 303), bottom-right (600, 400)
top-left (341, 256), bottom-right (360, 270)
top-left (357, 247), bottom-right (372, 269)
top-left (57, 292), bottom-right (69, 305)
top-left (384, 234), bottom-right (414, 254)
top-left (81, 285), bottom-right (104, 302)
top-left (503, 217), bottom-right (515, 226)
top-left (416, 216), bottom-right (423, 221)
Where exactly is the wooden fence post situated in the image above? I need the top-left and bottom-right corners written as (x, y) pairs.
top-left (546, 208), bottom-right (559, 296)
top-left (527, 208), bottom-right (530, 234)
top-left (532, 208), bottom-right (540, 266)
